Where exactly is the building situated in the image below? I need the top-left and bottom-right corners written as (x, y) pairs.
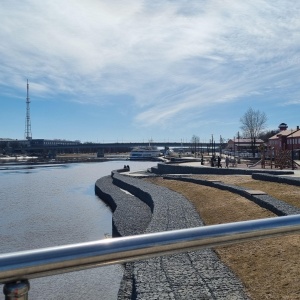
top-left (226, 138), bottom-right (265, 153)
top-left (0, 138), bottom-right (81, 155)
top-left (286, 129), bottom-right (300, 151)
top-left (29, 139), bottom-right (81, 147)
top-left (28, 139), bottom-right (82, 156)
top-left (268, 123), bottom-right (300, 160)
top-left (0, 138), bottom-right (31, 155)
top-left (268, 123), bottom-right (300, 151)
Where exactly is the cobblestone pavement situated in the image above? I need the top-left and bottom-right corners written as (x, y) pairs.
top-left (95, 175), bottom-right (152, 237)
top-left (95, 172), bottom-right (250, 300)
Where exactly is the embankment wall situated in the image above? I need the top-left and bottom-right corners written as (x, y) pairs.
top-left (151, 163), bottom-right (294, 176)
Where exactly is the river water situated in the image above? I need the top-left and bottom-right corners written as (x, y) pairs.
top-left (0, 160), bottom-right (156, 300)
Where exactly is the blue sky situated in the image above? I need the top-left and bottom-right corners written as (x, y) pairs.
top-left (1, 0), bottom-right (300, 143)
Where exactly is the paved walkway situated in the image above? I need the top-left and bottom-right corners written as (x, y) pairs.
top-left (170, 160), bottom-right (300, 176)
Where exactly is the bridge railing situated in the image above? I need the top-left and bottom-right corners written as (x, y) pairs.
top-left (1, 215), bottom-right (300, 299)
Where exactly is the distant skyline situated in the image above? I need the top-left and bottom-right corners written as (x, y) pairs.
top-left (1, 1), bottom-right (300, 143)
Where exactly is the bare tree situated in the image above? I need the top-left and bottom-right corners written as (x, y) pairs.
top-left (191, 135), bottom-right (200, 157)
top-left (240, 107), bottom-right (267, 156)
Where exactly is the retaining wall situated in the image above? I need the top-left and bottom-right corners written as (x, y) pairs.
top-left (151, 163), bottom-right (294, 176)
top-left (95, 175), bottom-right (152, 238)
top-left (252, 173), bottom-right (300, 186)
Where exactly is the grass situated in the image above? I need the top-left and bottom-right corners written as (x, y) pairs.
top-left (145, 175), bottom-right (300, 300)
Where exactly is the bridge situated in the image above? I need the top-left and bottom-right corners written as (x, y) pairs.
top-left (26, 141), bottom-right (222, 154)
top-left (3, 139), bottom-right (224, 156)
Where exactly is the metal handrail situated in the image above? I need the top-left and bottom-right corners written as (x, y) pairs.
top-left (2, 214), bottom-right (300, 299)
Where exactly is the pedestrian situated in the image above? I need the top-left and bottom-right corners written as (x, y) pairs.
top-left (225, 156), bottom-right (229, 168)
top-left (211, 155), bottom-right (215, 167)
top-left (217, 156), bottom-right (222, 168)
top-left (232, 158), bottom-right (236, 167)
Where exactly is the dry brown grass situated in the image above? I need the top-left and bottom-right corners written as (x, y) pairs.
top-left (145, 176), bottom-right (300, 300)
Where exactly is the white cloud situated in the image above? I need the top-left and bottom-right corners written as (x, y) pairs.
top-left (1, 0), bottom-right (300, 128)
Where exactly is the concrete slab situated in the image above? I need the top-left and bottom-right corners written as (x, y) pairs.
top-left (245, 190), bottom-right (267, 195)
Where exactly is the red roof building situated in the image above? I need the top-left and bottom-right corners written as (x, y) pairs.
top-left (286, 129), bottom-right (300, 151)
top-left (268, 124), bottom-right (300, 151)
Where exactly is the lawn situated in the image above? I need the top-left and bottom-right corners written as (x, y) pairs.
top-left (145, 175), bottom-right (300, 300)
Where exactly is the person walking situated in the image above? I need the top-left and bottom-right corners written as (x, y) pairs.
top-left (225, 156), bottom-right (229, 168)
top-left (211, 155), bottom-right (215, 167)
top-left (217, 156), bottom-right (222, 168)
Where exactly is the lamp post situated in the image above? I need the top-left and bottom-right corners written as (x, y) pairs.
top-left (233, 136), bottom-right (235, 158)
top-left (237, 131), bottom-right (240, 163)
top-left (291, 130), bottom-right (294, 170)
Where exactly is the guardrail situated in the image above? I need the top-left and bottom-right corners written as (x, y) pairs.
top-left (2, 215), bottom-right (300, 299)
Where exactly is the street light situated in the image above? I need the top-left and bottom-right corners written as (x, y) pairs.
top-left (233, 136), bottom-right (235, 158)
top-left (237, 132), bottom-right (240, 163)
top-left (291, 129), bottom-right (294, 170)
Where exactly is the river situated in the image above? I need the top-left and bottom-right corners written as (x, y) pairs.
top-left (0, 160), bottom-right (156, 299)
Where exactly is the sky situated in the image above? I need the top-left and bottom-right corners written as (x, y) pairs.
top-left (1, 0), bottom-right (300, 144)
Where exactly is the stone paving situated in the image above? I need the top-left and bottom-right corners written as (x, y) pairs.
top-left (95, 171), bottom-right (250, 300)
top-left (95, 175), bottom-right (152, 237)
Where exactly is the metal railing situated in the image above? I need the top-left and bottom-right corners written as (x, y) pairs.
top-left (1, 215), bottom-right (300, 299)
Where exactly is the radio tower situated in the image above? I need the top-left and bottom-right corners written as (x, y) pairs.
top-left (25, 79), bottom-right (32, 140)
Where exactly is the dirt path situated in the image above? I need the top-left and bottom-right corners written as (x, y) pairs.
top-left (145, 175), bottom-right (300, 300)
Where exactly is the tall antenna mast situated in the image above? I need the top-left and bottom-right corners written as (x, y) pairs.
top-left (25, 79), bottom-right (32, 140)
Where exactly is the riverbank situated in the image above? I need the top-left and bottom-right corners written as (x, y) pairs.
top-left (95, 163), bottom-right (300, 299)
top-left (95, 169), bottom-right (250, 299)
top-left (0, 154), bottom-right (121, 166)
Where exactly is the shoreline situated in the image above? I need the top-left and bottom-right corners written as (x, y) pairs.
top-left (95, 169), bottom-right (250, 299)
top-left (0, 157), bottom-right (126, 166)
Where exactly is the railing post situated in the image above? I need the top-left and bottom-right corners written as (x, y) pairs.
top-left (3, 280), bottom-right (30, 300)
